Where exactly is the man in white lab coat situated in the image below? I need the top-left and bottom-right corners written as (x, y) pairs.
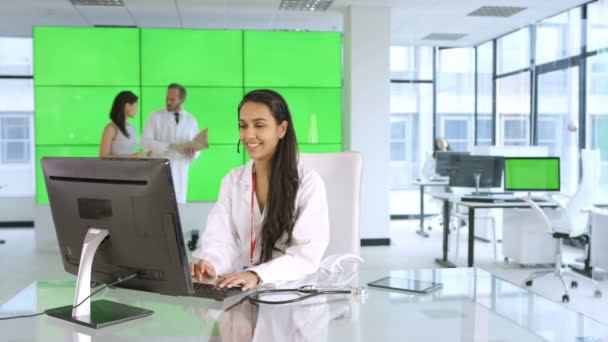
top-left (141, 83), bottom-right (200, 203)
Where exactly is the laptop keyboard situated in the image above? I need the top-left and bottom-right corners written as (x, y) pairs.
top-left (192, 283), bottom-right (245, 301)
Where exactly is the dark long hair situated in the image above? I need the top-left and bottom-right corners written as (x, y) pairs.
top-left (237, 89), bottom-right (299, 264)
top-left (109, 91), bottom-right (138, 137)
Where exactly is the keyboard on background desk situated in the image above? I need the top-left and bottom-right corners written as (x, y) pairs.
top-left (461, 195), bottom-right (550, 204)
top-left (461, 195), bottom-right (520, 203)
top-left (193, 283), bottom-right (245, 301)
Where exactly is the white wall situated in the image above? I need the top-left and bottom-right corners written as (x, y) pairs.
top-left (0, 164), bottom-right (34, 222)
top-left (0, 197), bottom-right (34, 222)
top-left (344, 6), bottom-right (391, 242)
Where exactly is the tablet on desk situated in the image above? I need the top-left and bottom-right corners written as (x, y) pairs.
top-left (368, 277), bottom-right (443, 294)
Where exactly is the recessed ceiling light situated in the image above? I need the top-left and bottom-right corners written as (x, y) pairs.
top-left (280, 0), bottom-right (333, 11)
top-left (421, 33), bottom-right (467, 41)
top-left (70, 0), bottom-right (123, 5)
top-left (467, 6), bottom-right (526, 17)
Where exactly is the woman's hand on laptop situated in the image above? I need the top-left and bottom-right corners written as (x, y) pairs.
top-left (190, 260), bottom-right (217, 283)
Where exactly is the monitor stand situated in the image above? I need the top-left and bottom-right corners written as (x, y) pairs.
top-left (45, 227), bottom-right (153, 329)
top-left (473, 172), bottom-right (481, 195)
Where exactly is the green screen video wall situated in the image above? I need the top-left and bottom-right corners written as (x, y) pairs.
top-left (34, 27), bottom-right (342, 203)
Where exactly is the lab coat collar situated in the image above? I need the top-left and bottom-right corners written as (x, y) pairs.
top-left (241, 160), bottom-right (255, 186)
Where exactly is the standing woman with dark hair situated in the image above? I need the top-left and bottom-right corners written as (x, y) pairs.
top-left (191, 89), bottom-right (329, 290)
top-left (99, 91), bottom-right (150, 158)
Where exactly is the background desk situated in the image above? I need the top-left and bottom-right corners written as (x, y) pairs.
top-left (1, 268), bottom-right (607, 341)
top-left (432, 194), bottom-right (559, 268)
top-left (411, 180), bottom-right (449, 238)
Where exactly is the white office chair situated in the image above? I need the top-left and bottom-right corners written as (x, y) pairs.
top-left (299, 152), bottom-right (363, 258)
top-left (591, 209), bottom-right (608, 298)
top-left (523, 149), bottom-right (601, 302)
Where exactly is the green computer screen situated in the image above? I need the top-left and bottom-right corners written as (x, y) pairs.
top-left (34, 27), bottom-right (140, 86)
top-left (504, 158), bottom-right (560, 191)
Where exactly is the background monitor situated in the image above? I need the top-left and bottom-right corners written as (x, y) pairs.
top-left (504, 157), bottom-right (560, 191)
top-left (448, 155), bottom-right (504, 189)
top-left (435, 151), bottom-right (470, 176)
top-left (41, 157), bottom-right (194, 297)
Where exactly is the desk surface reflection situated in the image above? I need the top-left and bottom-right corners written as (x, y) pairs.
top-left (1, 268), bottom-right (607, 341)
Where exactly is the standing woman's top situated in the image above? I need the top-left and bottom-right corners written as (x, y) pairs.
top-left (109, 123), bottom-right (138, 156)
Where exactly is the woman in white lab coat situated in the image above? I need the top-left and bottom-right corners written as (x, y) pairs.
top-left (190, 89), bottom-right (330, 290)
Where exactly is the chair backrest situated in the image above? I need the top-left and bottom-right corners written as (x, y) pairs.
top-left (566, 149), bottom-right (600, 236)
top-left (591, 209), bottom-right (608, 269)
top-left (299, 152), bottom-right (363, 257)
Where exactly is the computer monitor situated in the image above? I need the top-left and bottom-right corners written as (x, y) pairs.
top-left (448, 155), bottom-right (504, 190)
top-left (435, 151), bottom-right (470, 176)
top-left (504, 157), bottom-right (560, 192)
top-left (41, 157), bottom-right (194, 328)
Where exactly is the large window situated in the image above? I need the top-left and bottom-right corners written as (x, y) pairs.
top-left (1, 116), bottom-right (31, 164)
top-left (390, 46), bottom-right (434, 189)
top-left (476, 41), bottom-right (493, 145)
top-left (496, 72), bottom-right (530, 146)
top-left (436, 48), bottom-right (474, 152)
top-left (588, 0), bottom-right (608, 52)
top-left (536, 7), bottom-right (581, 65)
top-left (587, 53), bottom-right (608, 200)
top-left (497, 28), bottom-right (529, 74)
top-left (537, 67), bottom-right (579, 159)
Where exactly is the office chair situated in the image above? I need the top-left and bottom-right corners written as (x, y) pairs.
top-left (590, 209), bottom-right (608, 298)
top-left (299, 152), bottom-right (363, 259)
top-left (522, 149), bottom-right (601, 303)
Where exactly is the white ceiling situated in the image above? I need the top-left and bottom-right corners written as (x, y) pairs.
top-left (0, 0), bottom-right (590, 46)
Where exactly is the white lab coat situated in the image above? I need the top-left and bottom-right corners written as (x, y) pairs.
top-left (140, 108), bottom-right (200, 203)
top-left (193, 159), bottom-right (330, 284)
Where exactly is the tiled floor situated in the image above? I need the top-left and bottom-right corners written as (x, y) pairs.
top-left (1, 220), bottom-right (608, 325)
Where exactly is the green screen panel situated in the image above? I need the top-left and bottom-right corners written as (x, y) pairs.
top-left (504, 158), bottom-right (560, 191)
top-left (244, 31), bottom-right (341, 87)
top-left (141, 87), bottom-right (242, 144)
top-left (299, 144), bottom-right (342, 153)
top-left (36, 145), bottom-right (99, 204)
top-left (34, 27), bottom-right (140, 86)
top-left (187, 145), bottom-right (244, 202)
top-left (35, 86), bottom-right (142, 145)
top-left (244, 87), bottom-right (342, 144)
top-left (141, 29), bottom-right (243, 87)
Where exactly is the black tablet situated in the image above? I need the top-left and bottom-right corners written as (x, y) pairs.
top-left (367, 276), bottom-right (443, 294)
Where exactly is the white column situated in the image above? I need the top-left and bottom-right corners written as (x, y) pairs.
top-left (343, 6), bottom-right (391, 243)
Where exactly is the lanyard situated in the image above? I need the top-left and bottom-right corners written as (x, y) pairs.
top-left (249, 171), bottom-right (257, 267)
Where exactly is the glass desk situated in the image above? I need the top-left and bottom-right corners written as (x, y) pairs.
top-left (1, 268), bottom-right (606, 341)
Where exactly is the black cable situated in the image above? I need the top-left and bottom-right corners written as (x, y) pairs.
top-left (246, 289), bottom-right (351, 305)
top-left (0, 311), bottom-right (47, 320)
top-left (72, 273), bottom-right (138, 310)
top-left (0, 273), bottom-right (137, 321)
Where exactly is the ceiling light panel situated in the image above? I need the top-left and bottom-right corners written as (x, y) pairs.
top-left (467, 6), bottom-right (526, 18)
top-left (70, 0), bottom-right (124, 6)
top-left (280, 0), bottom-right (333, 11)
top-left (421, 33), bottom-right (467, 41)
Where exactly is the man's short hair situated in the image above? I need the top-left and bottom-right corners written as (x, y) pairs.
top-left (168, 83), bottom-right (187, 100)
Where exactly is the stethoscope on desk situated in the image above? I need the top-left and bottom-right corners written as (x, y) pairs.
top-left (246, 285), bottom-right (366, 305)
